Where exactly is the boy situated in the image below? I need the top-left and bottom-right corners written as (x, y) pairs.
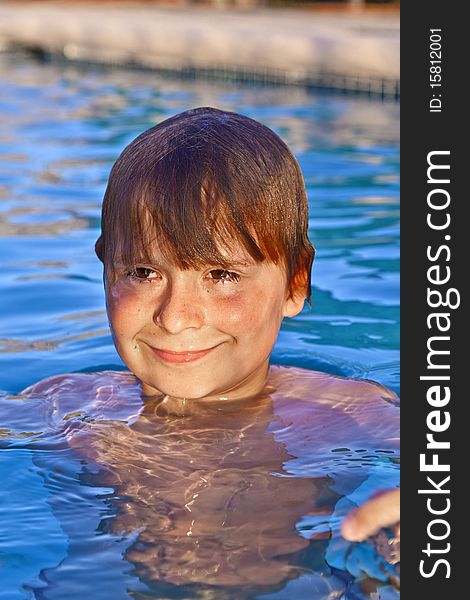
top-left (14, 107), bottom-right (399, 591)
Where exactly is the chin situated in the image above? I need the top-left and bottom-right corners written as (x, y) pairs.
top-left (145, 377), bottom-right (218, 400)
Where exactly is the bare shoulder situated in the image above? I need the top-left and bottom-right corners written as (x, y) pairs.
top-left (267, 365), bottom-right (399, 449)
top-left (21, 370), bottom-right (143, 422)
top-left (22, 370), bottom-right (137, 395)
top-left (268, 364), bottom-right (399, 407)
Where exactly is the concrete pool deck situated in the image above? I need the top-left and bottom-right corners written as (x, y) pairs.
top-left (0, 2), bottom-right (399, 96)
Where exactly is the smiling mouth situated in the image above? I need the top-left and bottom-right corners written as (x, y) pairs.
top-left (149, 344), bottom-right (222, 364)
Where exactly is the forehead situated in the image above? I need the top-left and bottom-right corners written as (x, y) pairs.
top-left (114, 236), bottom-right (261, 268)
top-left (103, 170), bottom-right (289, 279)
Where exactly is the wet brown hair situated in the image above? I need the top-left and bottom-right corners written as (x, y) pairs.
top-left (95, 107), bottom-right (314, 301)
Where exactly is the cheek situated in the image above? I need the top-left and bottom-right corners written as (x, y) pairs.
top-left (212, 288), bottom-right (283, 334)
top-left (106, 284), bottom-right (148, 335)
top-left (214, 295), bottom-right (253, 327)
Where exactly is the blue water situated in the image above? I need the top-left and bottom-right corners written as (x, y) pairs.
top-left (0, 52), bottom-right (399, 599)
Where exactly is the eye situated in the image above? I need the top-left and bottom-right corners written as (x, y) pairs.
top-left (128, 267), bottom-right (161, 282)
top-left (209, 269), bottom-right (241, 284)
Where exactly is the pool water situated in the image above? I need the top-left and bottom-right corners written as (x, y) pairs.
top-left (0, 52), bottom-right (399, 599)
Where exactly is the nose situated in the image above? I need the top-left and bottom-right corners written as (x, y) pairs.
top-left (154, 275), bottom-right (206, 334)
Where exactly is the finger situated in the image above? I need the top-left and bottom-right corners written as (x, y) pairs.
top-left (340, 488), bottom-right (400, 542)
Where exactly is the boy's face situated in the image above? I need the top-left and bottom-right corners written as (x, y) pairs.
top-left (105, 244), bottom-right (304, 401)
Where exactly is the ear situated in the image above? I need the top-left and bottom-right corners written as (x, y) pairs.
top-left (283, 295), bottom-right (305, 318)
top-left (283, 277), bottom-right (308, 318)
top-left (95, 235), bottom-right (104, 262)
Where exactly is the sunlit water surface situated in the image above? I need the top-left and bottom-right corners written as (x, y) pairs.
top-left (0, 53), bottom-right (399, 599)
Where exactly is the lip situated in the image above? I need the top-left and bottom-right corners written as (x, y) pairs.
top-left (149, 343), bottom-right (222, 364)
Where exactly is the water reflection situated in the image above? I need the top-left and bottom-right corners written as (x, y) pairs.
top-left (1, 367), bottom-right (398, 598)
top-left (87, 397), bottom-right (326, 589)
top-left (0, 328), bottom-right (108, 353)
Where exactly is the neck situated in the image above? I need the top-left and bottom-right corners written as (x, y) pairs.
top-left (141, 361), bottom-right (271, 415)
